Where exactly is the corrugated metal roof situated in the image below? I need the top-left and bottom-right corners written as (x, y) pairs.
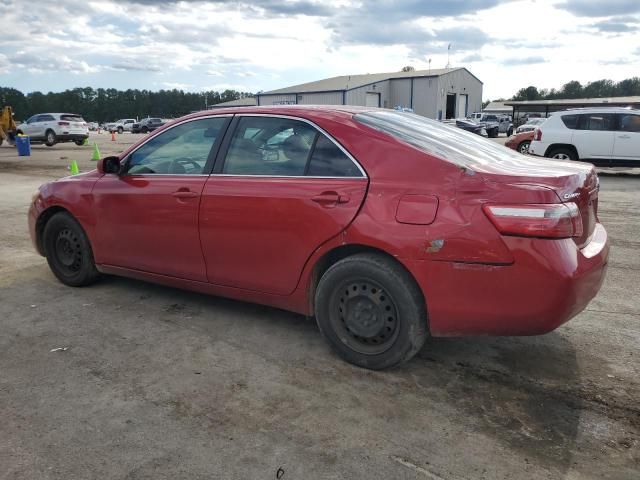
top-left (263, 67), bottom-right (467, 95)
top-left (483, 101), bottom-right (512, 112)
top-left (505, 96), bottom-right (640, 106)
top-left (208, 97), bottom-right (256, 108)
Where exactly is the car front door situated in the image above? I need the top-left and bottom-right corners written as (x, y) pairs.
top-left (612, 113), bottom-right (640, 166)
top-left (572, 113), bottom-right (616, 165)
top-left (22, 115), bottom-right (45, 138)
top-left (91, 115), bottom-right (231, 281)
top-left (199, 115), bottom-right (368, 295)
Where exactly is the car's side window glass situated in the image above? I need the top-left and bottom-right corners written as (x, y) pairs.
top-left (125, 117), bottom-right (227, 175)
top-left (619, 114), bottom-right (640, 133)
top-left (561, 114), bottom-right (578, 129)
top-left (307, 134), bottom-right (363, 177)
top-left (222, 117), bottom-right (316, 176)
top-left (577, 114), bottom-right (616, 131)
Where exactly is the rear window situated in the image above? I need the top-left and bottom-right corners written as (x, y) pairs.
top-left (576, 113), bottom-right (617, 131)
top-left (354, 110), bottom-right (523, 170)
top-left (61, 114), bottom-right (84, 122)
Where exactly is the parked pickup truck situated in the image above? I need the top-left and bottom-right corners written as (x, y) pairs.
top-left (468, 113), bottom-right (513, 137)
top-left (105, 119), bottom-right (136, 134)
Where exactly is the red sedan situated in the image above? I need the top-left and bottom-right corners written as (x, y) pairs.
top-left (505, 130), bottom-right (535, 154)
top-left (29, 106), bottom-right (609, 369)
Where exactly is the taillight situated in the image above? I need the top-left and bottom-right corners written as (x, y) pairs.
top-left (58, 121), bottom-right (69, 126)
top-left (534, 127), bottom-right (542, 141)
top-left (483, 203), bottom-right (583, 238)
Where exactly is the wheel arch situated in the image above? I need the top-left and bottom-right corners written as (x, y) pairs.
top-left (35, 206), bottom-right (73, 256)
top-left (308, 244), bottom-right (425, 316)
top-left (544, 143), bottom-right (579, 159)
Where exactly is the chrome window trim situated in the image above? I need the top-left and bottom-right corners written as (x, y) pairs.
top-left (122, 114), bottom-right (234, 175)
top-left (124, 174), bottom-right (367, 180)
top-left (227, 113), bottom-right (368, 178)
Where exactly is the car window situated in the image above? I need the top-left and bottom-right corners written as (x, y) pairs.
top-left (560, 114), bottom-right (578, 129)
top-left (619, 114), bottom-right (640, 133)
top-left (222, 116), bottom-right (317, 176)
top-left (125, 117), bottom-right (227, 175)
top-left (576, 113), bottom-right (616, 131)
top-left (60, 114), bottom-right (84, 122)
top-left (306, 135), bottom-right (363, 177)
top-left (26, 115), bottom-right (38, 123)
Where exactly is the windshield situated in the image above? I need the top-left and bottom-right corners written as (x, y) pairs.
top-left (354, 110), bottom-right (523, 170)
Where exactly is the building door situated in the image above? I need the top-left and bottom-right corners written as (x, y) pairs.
top-left (446, 94), bottom-right (457, 119)
top-left (366, 92), bottom-right (380, 107)
top-left (457, 94), bottom-right (468, 118)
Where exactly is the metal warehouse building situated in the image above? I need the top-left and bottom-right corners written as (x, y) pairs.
top-left (213, 67), bottom-right (483, 120)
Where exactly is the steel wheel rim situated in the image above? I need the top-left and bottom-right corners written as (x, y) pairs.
top-left (54, 228), bottom-right (82, 273)
top-left (329, 278), bottom-right (400, 355)
top-left (553, 153), bottom-right (569, 160)
top-left (519, 142), bottom-right (530, 154)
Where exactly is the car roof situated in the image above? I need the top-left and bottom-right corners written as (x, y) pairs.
top-left (559, 107), bottom-right (640, 114)
top-left (185, 104), bottom-right (378, 122)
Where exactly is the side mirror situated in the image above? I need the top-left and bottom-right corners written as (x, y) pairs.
top-left (97, 156), bottom-right (122, 175)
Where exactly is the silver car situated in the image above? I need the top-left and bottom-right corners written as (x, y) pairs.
top-left (17, 113), bottom-right (89, 146)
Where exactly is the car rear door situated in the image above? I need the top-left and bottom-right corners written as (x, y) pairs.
top-left (571, 113), bottom-right (616, 165)
top-left (91, 115), bottom-right (231, 281)
top-left (612, 113), bottom-right (640, 166)
top-left (199, 114), bottom-right (368, 295)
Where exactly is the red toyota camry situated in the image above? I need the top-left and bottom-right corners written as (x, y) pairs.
top-left (28, 106), bottom-right (609, 369)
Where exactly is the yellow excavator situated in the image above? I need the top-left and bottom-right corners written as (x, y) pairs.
top-left (0, 106), bottom-right (17, 146)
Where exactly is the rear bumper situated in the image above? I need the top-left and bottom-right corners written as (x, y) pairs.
top-left (411, 223), bottom-right (609, 336)
top-left (57, 133), bottom-right (88, 142)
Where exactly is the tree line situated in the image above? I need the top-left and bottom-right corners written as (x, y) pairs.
top-left (483, 76), bottom-right (640, 107)
top-left (0, 87), bottom-right (254, 122)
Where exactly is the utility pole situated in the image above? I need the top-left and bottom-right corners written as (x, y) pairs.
top-left (446, 44), bottom-right (451, 69)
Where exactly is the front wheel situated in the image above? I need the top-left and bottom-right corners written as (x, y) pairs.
top-left (74, 139), bottom-right (84, 146)
top-left (507, 127), bottom-right (513, 137)
top-left (315, 253), bottom-right (427, 370)
top-left (43, 212), bottom-right (100, 287)
top-left (117, 127), bottom-right (124, 134)
top-left (141, 126), bottom-right (149, 134)
top-left (518, 140), bottom-right (531, 154)
top-left (45, 130), bottom-right (57, 146)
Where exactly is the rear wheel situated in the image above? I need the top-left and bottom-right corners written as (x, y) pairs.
top-left (45, 130), bottom-right (56, 146)
top-left (117, 127), bottom-right (124, 134)
top-left (517, 140), bottom-right (531, 154)
top-left (547, 147), bottom-right (576, 161)
top-left (315, 253), bottom-right (427, 370)
top-left (507, 127), bottom-right (513, 137)
top-left (74, 139), bottom-right (84, 146)
top-left (141, 126), bottom-right (149, 134)
top-left (43, 212), bottom-right (100, 287)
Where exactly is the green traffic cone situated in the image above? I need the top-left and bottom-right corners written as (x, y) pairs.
top-left (69, 160), bottom-right (80, 175)
top-left (91, 142), bottom-right (101, 161)
top-left (83, 137), bottom-right (89, 146)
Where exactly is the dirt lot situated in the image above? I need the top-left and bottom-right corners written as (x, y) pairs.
top-left (1, 133), bottom-right (638, 479)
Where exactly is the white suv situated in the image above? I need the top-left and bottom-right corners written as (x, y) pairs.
top-left (16, 113), bottom-right (89, 147)
top-left (529, 107), bottom-right (640, 167)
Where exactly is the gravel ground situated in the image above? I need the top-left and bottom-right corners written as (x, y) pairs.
top-left (0, 133), bottom-right (638, 479)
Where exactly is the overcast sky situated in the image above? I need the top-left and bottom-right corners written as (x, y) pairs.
top-left (1, 0), bottom-right (639, 100)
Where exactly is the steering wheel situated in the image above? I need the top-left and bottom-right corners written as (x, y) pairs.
top-left (169, 157), bottom-right (202, 174)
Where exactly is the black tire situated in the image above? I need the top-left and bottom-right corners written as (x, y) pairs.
top-left (507, 127), bottom-right (513, 137)
top-left (45, 130), bottom-right (57, 147)
top-left (517, 140), bottom-right (531, 154)
top-left (315, 253), bottom-right (427, 370)
top-left (74, 139), bottom-right (84, 146)
top-left (141, 126), bottom-right (149, 134)
top-left (117, 127), bottom-right (124, 134)
top-left (547, 147), bottom-right (576, 161)
top-left (43, 212), bottom-right (100, 287)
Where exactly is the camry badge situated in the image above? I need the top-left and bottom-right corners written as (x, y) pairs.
top-left (564, 192), bottom-right (580, 200)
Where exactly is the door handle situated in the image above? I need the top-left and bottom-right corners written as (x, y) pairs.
top-left (618, 134), bottom-right (631, 139)
top-left (311, 192), bottom-right (350, 206)
top-left (172, 189), bottom-right (198, 199)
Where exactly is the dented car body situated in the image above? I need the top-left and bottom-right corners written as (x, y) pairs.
top-left (28, 106), bottom-right (609, 369)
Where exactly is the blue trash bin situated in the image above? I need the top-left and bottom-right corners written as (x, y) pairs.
top-left (16, 136), bottom-right (31, 157)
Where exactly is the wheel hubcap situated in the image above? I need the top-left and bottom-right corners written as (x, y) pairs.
top-left (332, 280), bottom-right (399, 355)
top-left (554, 153), bottom-right (569, 160)
top-left (55, 229), bottom-right (82, 272)
top-left (48, 133), bottom-right (54, 143)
